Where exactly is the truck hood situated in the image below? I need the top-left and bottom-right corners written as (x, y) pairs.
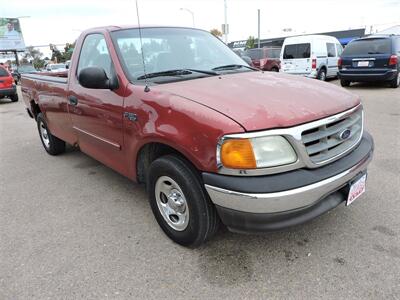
top-left (158, 71), bottom-right (360, 131)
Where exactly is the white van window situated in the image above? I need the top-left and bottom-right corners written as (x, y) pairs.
top-left (283, 43), bottom-right (310, 59)
top-left (336, 44), bottom-right (343, 56)
top-left (326, 43), bottom-right (336, 57)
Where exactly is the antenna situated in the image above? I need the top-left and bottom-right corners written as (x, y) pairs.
top-left (135, 0), bottom-right (150, 92)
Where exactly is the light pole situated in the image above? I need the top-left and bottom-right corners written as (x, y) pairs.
top-left (180, 8), bottom-right (195, 27)
top-left (224, 0), bottom-right (228, 43)
top-left (257, 9), bottom-right (260, 48)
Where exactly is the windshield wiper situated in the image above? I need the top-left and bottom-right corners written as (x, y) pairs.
top-left (367, 51), bottom-right (383, 54)
top-left (137, 69), bottom-right (218, 80)
top-left (212, 64), bottom-right (258, 71)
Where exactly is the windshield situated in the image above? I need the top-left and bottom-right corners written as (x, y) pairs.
top-left (111, 27), bottom-right (248, 82)
top-left (18, 65), bottom-right (36, 73)
top-left (342, 38), bottom-right (391, 55)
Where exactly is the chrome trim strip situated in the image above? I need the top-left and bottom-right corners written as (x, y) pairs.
top-left (205, 151), bottom-right (372, 214)
top-left (352, 58), bottom-right (376, 61)
top-left (216, 104), bottom-right (363, 176)
top-left (73, 126), bottom-right (121, 150)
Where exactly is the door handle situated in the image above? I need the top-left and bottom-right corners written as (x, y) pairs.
top-left (68, 95), bottom-right (78, 106)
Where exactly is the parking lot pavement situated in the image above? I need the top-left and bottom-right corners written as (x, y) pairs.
top-left (0, 81), bottom-right (399, 299)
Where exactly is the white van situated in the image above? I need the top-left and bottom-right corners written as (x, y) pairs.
top-left (280, 35), bottom-right (343, 80)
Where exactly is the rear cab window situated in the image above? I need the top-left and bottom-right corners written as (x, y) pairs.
top-left (0, 67), bottom-right (9, 77)
top-left (342, 38), bottom-right (392, 56)
top-left (283, 43), bottom-right (310, 59)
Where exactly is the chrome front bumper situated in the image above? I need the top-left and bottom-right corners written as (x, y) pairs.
top-left (205, 150), bottom-right (372, 214)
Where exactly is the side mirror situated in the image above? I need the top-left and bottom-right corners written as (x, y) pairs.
top-left (78, 67), bottom-right (118, 90)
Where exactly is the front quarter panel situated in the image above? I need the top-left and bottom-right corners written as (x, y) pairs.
top-left (123, 83), bottom-right (244, 180)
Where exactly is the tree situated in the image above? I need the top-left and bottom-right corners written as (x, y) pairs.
top-left (23, 46), bottom-right (45, 69)
top-left (210, 28), bottom-right (222, 37)
top-left (245, 36), bottom-right (256, 49)
top-left (62, 42), bottom-right (75, 61)
top-left (23, 46), bottom-right (43, 62)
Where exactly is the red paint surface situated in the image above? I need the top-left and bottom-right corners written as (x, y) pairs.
top-left (21, 26), bottom-right (361, 180)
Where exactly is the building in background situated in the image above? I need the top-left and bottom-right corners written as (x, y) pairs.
top-left (228, 28), bottom-right (366, 50)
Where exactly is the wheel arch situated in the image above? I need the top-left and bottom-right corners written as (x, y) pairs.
top-left (135, 141), bottom-right (203, 184)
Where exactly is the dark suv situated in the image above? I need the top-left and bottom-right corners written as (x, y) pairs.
top-left (338, 35), bottom-right (400, 88)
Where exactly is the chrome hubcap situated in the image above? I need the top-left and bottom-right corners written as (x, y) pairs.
top-left (155, 176), bottom-right (189, 231)
top-left (39, 121), bottom-right (50, 148)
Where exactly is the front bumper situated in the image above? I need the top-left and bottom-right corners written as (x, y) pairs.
top-left (0, 85), bottom-right (17, 97)
top-left (203, 132), bottom-right (374, 232)
top-left (338, 69), bottom-right (397, 82)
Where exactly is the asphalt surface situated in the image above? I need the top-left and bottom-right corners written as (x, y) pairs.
top-left (1, 80), bottom-right (399, 299)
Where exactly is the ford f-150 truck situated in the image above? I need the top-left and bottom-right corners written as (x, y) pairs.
top-left (21, 26), bottom-right (374, 247)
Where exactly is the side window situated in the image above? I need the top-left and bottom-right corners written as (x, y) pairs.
top-left (336, 43), bottom-right (343, 56)
top-left (396, 38), bottom-right (400, 54)
top-left (326, 43), bottom-right (336, 57)
top-left (77, 34), bottom-right (113, 78)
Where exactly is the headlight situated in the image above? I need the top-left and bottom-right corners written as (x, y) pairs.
top-left (219, 136), bottom-right (297, 169)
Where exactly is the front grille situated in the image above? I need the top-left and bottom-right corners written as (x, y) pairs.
top-left (301, 108), bottom-right (363, 164)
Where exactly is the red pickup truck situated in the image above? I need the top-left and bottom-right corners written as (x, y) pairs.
top-left (21, 26), bottom-right (374, 247)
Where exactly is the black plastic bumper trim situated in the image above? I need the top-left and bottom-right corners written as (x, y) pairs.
top-left (216, 186), bottom-right (349, 233)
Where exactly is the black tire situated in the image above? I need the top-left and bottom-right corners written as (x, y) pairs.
top-left (36, 113), bottom-right (65, 155)
top-left (271, 67), bottom-right (279, 72)
top-left (147, 155), bottom-right (219, 247)
top-left (389, 72), bottom-right (399, 88)
top-left (340, 79), bottom-right (351, 87)
top-left (10, 93), bottom-right (18, 102)
top-left (317, 68), bottom-right (327, 81)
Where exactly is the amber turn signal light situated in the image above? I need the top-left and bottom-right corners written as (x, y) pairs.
top-left (220, 139), bottom-right (257, 169)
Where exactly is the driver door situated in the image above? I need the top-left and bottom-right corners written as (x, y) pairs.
top-left (68, 33), bottom-right (126, 173)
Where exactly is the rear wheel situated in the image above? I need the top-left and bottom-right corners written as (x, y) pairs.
top-left (147, 155), bottom-right (219, 247)
top-left (10, 93), bottom-right (18, 102)
top-left (340, 79), bottom-right (351, 87)
top-left (36, 113), bottom-right (65, 155)
top-left (389, 72), bottom-right (400, 88)
top-left (271, 67), bottom-right (279, 72)
top-left (317, 68), bottom-right (326, 81)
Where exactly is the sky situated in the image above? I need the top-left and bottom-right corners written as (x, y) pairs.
top-left (1, 0), bottom-right (399, 58)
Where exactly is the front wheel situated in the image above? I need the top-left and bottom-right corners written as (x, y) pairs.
top-left (147, 155), bottom-right (219, 247)
top-left (36, 113), bottom-right (65, 155)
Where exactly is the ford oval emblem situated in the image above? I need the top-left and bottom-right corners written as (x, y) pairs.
top-left (339, 128), bottom-right (351, 140)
